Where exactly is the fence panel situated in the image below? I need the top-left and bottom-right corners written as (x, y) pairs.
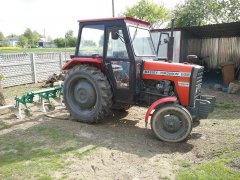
top-left (0, 53), bottom-right (33, 87)
top-left (35, 53), bottom-right (61, 82)
top-left (0, 52), bottom-right (73, 88)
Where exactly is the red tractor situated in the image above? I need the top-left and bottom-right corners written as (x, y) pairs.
top-left (62, 17), bottom-right (215, 143)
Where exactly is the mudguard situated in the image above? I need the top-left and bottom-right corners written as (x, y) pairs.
top-left (62, 57), bottom-right (103, 70)
top-left (145, 96), bottom-right (177, 125)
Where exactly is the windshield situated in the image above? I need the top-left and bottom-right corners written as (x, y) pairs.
top-left (128, 26), bottom-right (156, 56)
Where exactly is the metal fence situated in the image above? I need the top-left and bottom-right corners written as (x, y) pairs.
top-left (0, 52), bottom-right (73, 88)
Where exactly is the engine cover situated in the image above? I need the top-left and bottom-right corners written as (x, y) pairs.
top-left (142, 61), bottom-right (198, 106)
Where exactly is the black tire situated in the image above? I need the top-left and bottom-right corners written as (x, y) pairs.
top-left (151, 104), bottom-right (192, 143)
top-left (63, 65), bottom-right (112, 123)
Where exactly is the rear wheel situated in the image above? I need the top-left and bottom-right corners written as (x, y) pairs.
top-left (63, 65), bottom-right (112, 123)
top-left (151, 104), bottom-right (192, 142)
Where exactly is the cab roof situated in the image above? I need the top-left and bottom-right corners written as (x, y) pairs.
top-left (78, 17), bottom-right (150, 27)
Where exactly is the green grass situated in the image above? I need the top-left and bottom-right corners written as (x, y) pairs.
top-left (0, 125), bottom-right (96, 179)
top-left (215, 102), bottom-right (240, 109)
top-left (176, 152), bottom-right (240, 180)
top-left (0, 121), bottom-right (8, 129)
top-left (73, 145), bottom-right (97, 159)
top-left (0, 47), bottom-right (75, 54)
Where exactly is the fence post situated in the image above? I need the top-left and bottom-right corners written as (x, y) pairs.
top-left (30, 53), bottom-right (37, 83)
top-left (59, 52), bottom-right (63, 70)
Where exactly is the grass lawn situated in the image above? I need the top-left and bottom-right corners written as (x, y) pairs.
top-left (177, 152), bottom-right (240, 180)
top-left (0, 124), bottom-right (96, 179)
top-left (0, 47), bottom-right (75, 54)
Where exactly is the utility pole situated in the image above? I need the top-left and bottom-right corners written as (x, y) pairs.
top-left (112, 0), bottom-right (115, 17)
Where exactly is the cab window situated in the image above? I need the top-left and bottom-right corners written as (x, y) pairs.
top-left (79, 25), bottom-right (104, 57)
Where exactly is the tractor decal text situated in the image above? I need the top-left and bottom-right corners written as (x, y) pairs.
top-left (178, 81), bottom-right (190, 87)
top-left (143, 70), bottom-right (191, 77)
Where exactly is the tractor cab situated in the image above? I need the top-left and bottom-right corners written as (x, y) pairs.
top-left (65, 17), bottom-right (157, 104)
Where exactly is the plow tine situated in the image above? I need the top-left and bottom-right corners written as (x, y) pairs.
top-left (13, 86), bottom-right (63, 118)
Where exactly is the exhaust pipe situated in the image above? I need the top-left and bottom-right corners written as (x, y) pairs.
top-left (167, 19), bottom-right (175, 62)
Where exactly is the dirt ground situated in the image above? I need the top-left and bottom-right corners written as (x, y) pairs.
top-left (0, 85), bottom-right (240, 179)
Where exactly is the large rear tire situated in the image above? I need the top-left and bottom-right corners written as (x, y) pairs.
top-left (151, 104), bottom-right (192, 142)
top-left (63, 65), bottom-right (112, 123)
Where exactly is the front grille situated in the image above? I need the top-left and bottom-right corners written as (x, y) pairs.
top-left (189, 66), bottom-right (204, 107)
top-left (195, 67), bottom-right (204, 99)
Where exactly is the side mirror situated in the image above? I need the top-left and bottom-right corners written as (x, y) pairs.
top-left (111, 30), bottom-right (119, 40)
top-left (161, 33), bottom-right (170, 44)
top-left (163, 38), bottom-right (169, 43)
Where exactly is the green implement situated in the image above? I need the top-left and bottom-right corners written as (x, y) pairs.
top-left (15, 86), bottom-right (63, 116)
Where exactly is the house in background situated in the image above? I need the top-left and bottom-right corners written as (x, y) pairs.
top-left (0, 35), bottom-right (19, 47)
top-left (38, 38), bottom-right (56, 48)
top-left (7, 35), bottom-right (19, 47)
top-left (38, 38), bottom-right (46, 47)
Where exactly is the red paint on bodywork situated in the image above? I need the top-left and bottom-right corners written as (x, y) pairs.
top-left (62, 57), bottom-right (103, 70)
top-left (78, 17), bottom-right (150, 27)
top-left (142, 61), bottom-right (193, 106)
top-left (145, 96), bottom-right (177, 122)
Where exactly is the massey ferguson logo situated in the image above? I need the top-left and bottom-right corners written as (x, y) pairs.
top-left (143, 70), bottom-right (191, 77)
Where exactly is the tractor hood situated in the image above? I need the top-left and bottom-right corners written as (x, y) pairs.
top-left (142, 61), bottom-right (198, 79)
top-left (142, 60), bottom-right (203, 106)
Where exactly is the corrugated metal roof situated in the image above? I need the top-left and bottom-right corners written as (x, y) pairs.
top-left (152, 21), bottom-right (240, 38)
top-left (183, 21), bottom-right (240, 38)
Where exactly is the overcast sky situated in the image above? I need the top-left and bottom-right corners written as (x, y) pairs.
top-left (0, 0), bottom-right (181, 38)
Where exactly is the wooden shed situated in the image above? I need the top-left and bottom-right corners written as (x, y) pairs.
top-left (151, 21), bottom-right (240, 69)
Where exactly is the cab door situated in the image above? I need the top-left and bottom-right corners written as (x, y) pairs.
top-left (104, 26), bottom-right (135, 103)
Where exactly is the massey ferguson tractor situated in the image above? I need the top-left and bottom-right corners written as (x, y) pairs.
top-left (62, 17), bottom-right (215, 143)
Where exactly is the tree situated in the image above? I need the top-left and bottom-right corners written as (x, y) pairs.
top-left (54, 38), bottom-right (65, 48)
top-left (23, 28), bottom-right (40, 48)
top-left (210, 0), bottom-right (240, 24)
top-left (123, 0), bottom-right (171, 27)
top-left (65, 30), bottom-right (74, 38)
top-left (174, 0), bottom-right (240, 28)
top-left (0, 32), bottom-right (4, 41)
top-left (82, 40), bottom-right (96, 47)
top-left (67, 37), bottom-right (77, 47)
top-left (17, 35), bottom-right (28, 48)
top-left (65, 30), bottom-right (76, 47)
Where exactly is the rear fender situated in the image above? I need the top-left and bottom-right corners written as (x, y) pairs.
top-left (145, 96), bottom-right (177, 125)
top-left (62, 57), bottom-right (103, 70)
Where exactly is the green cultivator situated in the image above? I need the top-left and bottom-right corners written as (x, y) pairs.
top-left (15, 86), bottom-right (63, 118)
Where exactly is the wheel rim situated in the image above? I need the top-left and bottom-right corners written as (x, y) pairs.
top-left (73, 79), bottom-right (96, 109)
top-left (162, 114), bottom-right (182, 133)
top-left (68, 75), bottom-right (97, 114)
top-left (154, 109), bottom-right (189, 141)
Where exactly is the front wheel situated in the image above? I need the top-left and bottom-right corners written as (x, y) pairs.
top-left (151, 104), bottom-right (192, 143)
